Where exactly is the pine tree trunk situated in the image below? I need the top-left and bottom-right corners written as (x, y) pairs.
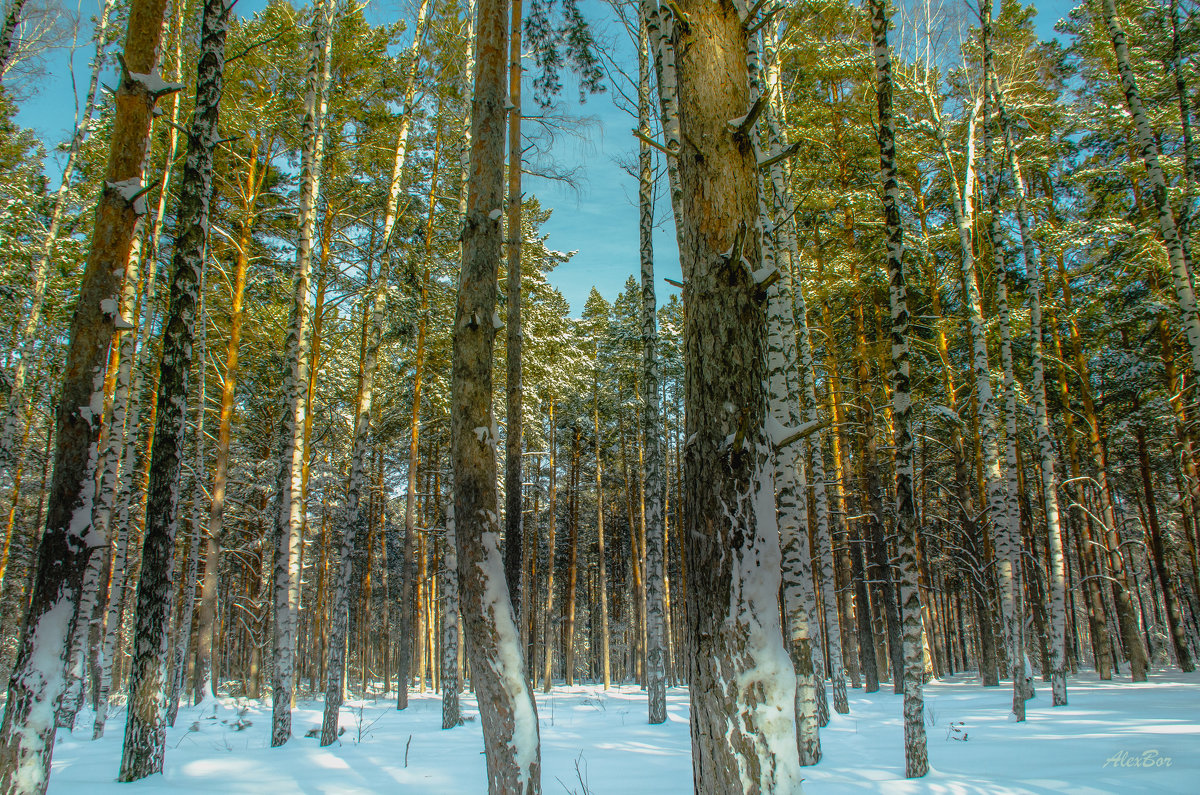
top-left (563, 429), bottom-right (580, 686)
top-left (452, 0), bottom-right (541, 786)
top-left (118, 0), bottom-right (225, 776)
top-left (663, 1), bottom-right (802, 789)
top-left (0, 0), bottom-right (174, 788)
top-left (593, 382), bottom-right (611, 689)
top-left (870, 0), bottom-right (927, 775)
top-left (193, 134), bottom-right (263, 703)
top-left (271, 0), bottom-right (333, 746)
top-left (0, 0), bottom-right (115, 555)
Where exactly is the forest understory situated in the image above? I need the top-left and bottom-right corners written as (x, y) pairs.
top-left (45, 672), bottom-right (1200, 793)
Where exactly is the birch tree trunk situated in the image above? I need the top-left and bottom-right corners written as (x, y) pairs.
top-left (979, 0), bottom-right (1027, 717)
top-left (638, 10), bottom-right (665, 725)
top-left (0, 0), bottom-right (29, 80)
top-left (452, 0), bottom-right (541, 787)
top-left (503, 0), bottom-right (524, 626)
top-left (664, 1), bottom-right (802, 789)
top-left (320, 257), bottom-right (389, 745)
top-left (996, 100), bottom-right (1068, 705)
top-left (323, 0), bottom-right (428, 734)
top-left (271, 0), bottom-right (333, 746)
top-left (119, 0), bottom-right (226, 776)
top-left (441, 472), bottom-right (461, 728)
top-left (870, 0), bottom-right (927, 776)
top-left (167, 283), bottom-right (208, 727)
top-left (756, 21), bottom-right (851, 717)
top-left (761, 164), bottom-right (822, 766)
top-left (0, 0), bottom-right (174, 788)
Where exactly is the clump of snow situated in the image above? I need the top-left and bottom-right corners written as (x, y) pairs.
top-left (126, 71), bottom-right (184, 96)
top-left (105, 178), bottom-right (148, 214)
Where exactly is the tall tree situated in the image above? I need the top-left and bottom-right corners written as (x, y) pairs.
top-left (452, 0), bottom-right (542, 788)
top-left (504, 0), bottom-right (524, 627)
top-left (870, 0), bottom-right (927, 776)
top-left (119, 0), bottom-right (228, 777)
top-left (0, 0), bottom-right (175, 789)
top-left (661, 0), bottom-right (803, 789)
top-left (271, 0), bottom-right (333, 746)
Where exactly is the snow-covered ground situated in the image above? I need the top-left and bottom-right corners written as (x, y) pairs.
top-left (48, 671), bottom-right (1199, 793)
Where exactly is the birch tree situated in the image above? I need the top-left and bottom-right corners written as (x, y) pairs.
top-left (870, 0), bottom-right (927, 775)
top-left (270, 0), bottom-right (333, 746)
top-left (995, 91), bottom-right (1068, 705)
top-left (119, 0), bottom-right (227, 776)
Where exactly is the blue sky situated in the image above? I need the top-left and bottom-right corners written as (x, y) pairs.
top-left (17, 0), bottom-right (1076, 315)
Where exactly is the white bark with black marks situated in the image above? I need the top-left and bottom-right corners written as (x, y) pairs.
top-left (271, 0), bottom-right (333, 747)
top-left (870, 0), bottom-right (927, 777)
top-left (118, 0), bottom-right (226, 777)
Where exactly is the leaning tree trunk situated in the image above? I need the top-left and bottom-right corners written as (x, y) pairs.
top-left (452, 0), bottom-right (541, 788)
top-left (660, 1), bottom-right (803, 790)
top-left (271, 0), bottom-right (332, 747)
top-left (0, 0), bottom-right (114, 551)
top-left (118, 0), bottom-right (225, 777)
top-left (638, 9), bottom-right (665, 726)
top-left (0, 0), bottom-right (175, 789)
top-left (1102, 0), bottom-right (1200, 384)
top-left (870, 0), bottom-right (928, 777)
top-left (996, 98), bottom-right (1069, 704)
top-left (92, 4), bottom-right (187, 738)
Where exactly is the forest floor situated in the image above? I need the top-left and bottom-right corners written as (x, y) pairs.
top-left (47, 670), bottom-right (1199, 793)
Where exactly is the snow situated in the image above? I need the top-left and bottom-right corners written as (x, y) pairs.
top-left (45, 671), bottom-right (1200, 793)
top-left (126, 71), bottom-right (184, 97)
top-left (105, 178), bottom-right (148, 214)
